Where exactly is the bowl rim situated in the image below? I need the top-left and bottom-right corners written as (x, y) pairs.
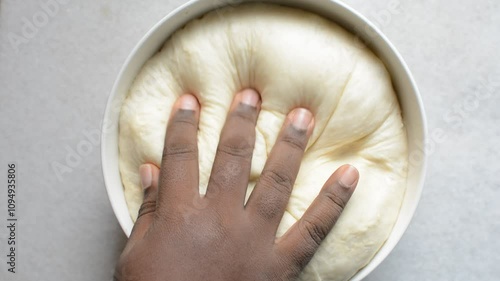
top-left (101, 0), bottom-right (427, 280)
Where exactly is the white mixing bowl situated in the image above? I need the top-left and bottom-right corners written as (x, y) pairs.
top-left (101, 0), bottom-right (427, 280)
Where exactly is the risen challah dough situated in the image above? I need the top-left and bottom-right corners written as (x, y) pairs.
top-left (119, 3), bottom-right (408, 281)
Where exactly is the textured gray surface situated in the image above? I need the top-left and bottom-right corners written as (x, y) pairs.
top-left (0, 0), bottom-right (499, 280)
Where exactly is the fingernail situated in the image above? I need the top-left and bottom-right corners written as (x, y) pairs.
top-left (291, 108), bottom-right (313, 130)
top-left (179, 95), bottom-right (199, 110)
top-left (139, 164), bottom-right (152, 190)
top-left (339, 165), bottom-right (359, 188)
top-left (239, 89), bottom-right (260, 107)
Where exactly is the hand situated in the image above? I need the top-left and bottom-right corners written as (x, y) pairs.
top-left (114, 89), bottom-right (359, 281)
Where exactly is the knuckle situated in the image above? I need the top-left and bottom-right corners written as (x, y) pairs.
top-left (300, 218), bottom-right (327, 248)
top-left (217, 136), bottom-right (254, 159)
top-left (323, 187), bottom-right (347, 214)
top-left (137, 200), bottom-right (156, 219)
top-left (209, 162), bottom-right (241, 193)
top-left (162, 142), bottom-right (198, 161)
top-left (280, 133), bottom-right (307, 152)
top-left (254, 192), bottom-right (281, 220)
top-left (260, 168), bottom-right (294, 195)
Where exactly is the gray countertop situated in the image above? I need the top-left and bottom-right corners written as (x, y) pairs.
top-left (0, 0), bottom-right (499, 280)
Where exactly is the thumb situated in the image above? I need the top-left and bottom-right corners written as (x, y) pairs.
top-left (129, 164), bottom-right (160, 242)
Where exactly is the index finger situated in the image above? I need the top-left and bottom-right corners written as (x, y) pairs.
top-left (157, 94), bottom-right (201, 215)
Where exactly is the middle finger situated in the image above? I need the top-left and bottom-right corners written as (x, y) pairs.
top-left (205, 89), bottom-right (261, 209)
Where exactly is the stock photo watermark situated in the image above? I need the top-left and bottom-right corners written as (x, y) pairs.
top-left (366, 0), bottom-right (402, 32)
top-left (353, 0), bottom-right (402, 49)
top-left (5, 163), bottom-right (18, 273)
top-left (50, 128), bottom-right (102, 182)
top-left (407, 74), bottom-right (499, 177)
top-left (7, 0), bottom-right (69, 53)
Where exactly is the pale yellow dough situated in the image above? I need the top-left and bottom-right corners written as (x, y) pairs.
top-left (119, 3), bottom-right (408, 281)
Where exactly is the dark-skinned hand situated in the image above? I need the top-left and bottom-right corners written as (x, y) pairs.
top-left (114, 89), bottom-right (359, 281)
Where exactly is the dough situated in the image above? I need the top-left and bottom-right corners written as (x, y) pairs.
top-left (118, 3), bottom-right (408, 281)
